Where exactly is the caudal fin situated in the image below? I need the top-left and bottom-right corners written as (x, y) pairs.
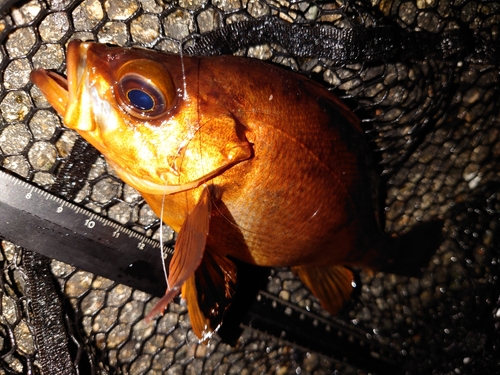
top-left (382, 220), bottom-right (444, 277)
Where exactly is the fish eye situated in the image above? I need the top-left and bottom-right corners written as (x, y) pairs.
top-left (127, 89), bottom-right (155, 111)
top-left (118, 74), bottom-right (167, 118)
top-left (115, 60), bottom-right (176, 120)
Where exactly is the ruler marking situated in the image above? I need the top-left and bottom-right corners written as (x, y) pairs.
top-left (0, 169), bottom-right (164, 255)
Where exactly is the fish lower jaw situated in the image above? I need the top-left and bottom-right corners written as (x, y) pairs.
top-left (106, 159), bottom-right (207, 195)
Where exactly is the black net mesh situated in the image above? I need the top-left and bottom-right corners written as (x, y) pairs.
top-left (0, 0), bottom-right (499, 374)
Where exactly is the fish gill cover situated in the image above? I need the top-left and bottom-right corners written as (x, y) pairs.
top-left (0, 0), bottom-right (499, 374)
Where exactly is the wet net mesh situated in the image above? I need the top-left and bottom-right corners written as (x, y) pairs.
top-left (0, 0), bottom-right (499, 374)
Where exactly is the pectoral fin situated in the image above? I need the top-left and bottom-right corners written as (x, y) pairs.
top-left (292, 265), bottom-right (354, 315)
top-left (146, 186), bottom-right (211, 320)
top-left (182, 251), bottom-right (237, 342)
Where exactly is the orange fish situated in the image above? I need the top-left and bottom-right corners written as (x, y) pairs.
top-left (31, 41), bottom-right (442, 341)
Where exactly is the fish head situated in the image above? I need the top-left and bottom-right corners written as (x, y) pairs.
top-left (30, 41), bottom-right (252, 195)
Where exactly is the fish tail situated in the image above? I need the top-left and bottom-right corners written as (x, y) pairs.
top-left (382, 219), bottom-right (444, 277)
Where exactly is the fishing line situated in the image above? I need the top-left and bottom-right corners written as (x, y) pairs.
top-left (157, 193), bottom-right (188, 345)
top-left (178, 41), bottom-right (188, 101)
top-left (195, 67), bottom-right (208, 193)
top-left (160, 193), bottom-right (169, 290)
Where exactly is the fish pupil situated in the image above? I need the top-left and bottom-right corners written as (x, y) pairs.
top-left (127, 89), bottom-right (155, 111)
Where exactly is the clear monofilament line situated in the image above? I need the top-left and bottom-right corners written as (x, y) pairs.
top-left (179, 41), bottom-right (188, 101)
top-left (160, 193), bottom-right (169, 290)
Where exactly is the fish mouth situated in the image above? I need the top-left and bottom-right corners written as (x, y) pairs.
top-left (30, 41), bottom-right (90, 120)
top-left (30, 68), bottom-right (69, 116)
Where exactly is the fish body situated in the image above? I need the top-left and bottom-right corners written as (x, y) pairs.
top-left (31, 41), bottom-right (441, 341)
